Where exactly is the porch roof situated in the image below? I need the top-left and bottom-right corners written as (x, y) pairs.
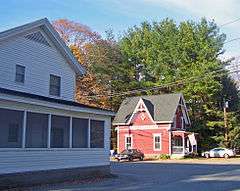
top-left (172, 130), bottom-right (196, 137)
top-left (0, 87), bottom-right (115, 116)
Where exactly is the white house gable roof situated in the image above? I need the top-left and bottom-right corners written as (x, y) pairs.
top-left (0, 18), bottom-right (85, 76)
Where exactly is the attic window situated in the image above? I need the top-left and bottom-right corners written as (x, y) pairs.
top-left (137, 103), bottom-right (145, 112)
top-left (25, 31), bottom-right (51, 47)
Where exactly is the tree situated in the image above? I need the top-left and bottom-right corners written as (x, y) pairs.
top-left (53, 19), bottom-right (120, 109)
top-left (118, 18), bottom-right (239, 151)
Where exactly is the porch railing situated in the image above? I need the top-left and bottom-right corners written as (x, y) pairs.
top-left (172, 146), bottom-right (191, 154)
top-left (172, 146), bottom-right (184, 154)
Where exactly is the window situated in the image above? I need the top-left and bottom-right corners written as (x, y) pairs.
top-left (8, 124), bottom-right (20, 142)
top-left (72, 118), bottom-right (88, 148)
top-left (154, 134), bottom-right (161, 150)
top-left (173, 136), bottom-right (183, 146)
top-left (51, 115), bottom-right (70, 148)
top-left (125, 135), bottom-right (132, 149)
top-left (0, 108), bottom-right (23, 148)
top-left (90, 120), bottom-right (104, 148)
top-left (49, 74), bottom-right (61, 96)
top-left (15, 65), bottom-right (25, 83)
top-left (181, 117), bottom-right (185, 129)
top-left (26, 112), bottom-right (48, 148)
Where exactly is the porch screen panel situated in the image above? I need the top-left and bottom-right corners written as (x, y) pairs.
top-left (0, 108), bottom-right (23, 148)
top-left (51, 115), bottom-right (70, 148)
top-left (90, 120), bottom-right (104, 148)
top-left (72, 118), bottom-right (88, 148)
top-left (26, 112), bottom-right (48, 148)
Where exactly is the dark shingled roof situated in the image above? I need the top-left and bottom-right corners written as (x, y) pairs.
top-left (113, 93), bottom-right (182, 124)
top-left (0, 87), bottom-right (114, 113)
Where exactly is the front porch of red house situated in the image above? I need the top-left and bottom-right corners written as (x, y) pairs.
top-left (171, 131), bottom-right (197, 157)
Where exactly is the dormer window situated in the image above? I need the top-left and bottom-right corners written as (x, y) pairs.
top-left (49, 74), bottom-right (61, 97)
top-left (15, 65), bottom-right (25, 83)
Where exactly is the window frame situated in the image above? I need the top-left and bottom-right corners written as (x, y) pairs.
top-left (125, 134), bottom-right (132, 149)
top-left (72, 117), bottom-right (89, 148)
top-left (25, 112), bottom-right (48, 148)
top-left (153, 133), bottom-right (162, 151)
top-left (49, 74), bottom-right (61, 97)
top-left (90, 119), bottom-right (105, 148)
top-left (15, 64), bottom-right (25, 84)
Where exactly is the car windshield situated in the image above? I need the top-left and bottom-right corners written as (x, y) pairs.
top-left (211, 148), bottom-right (225, 151)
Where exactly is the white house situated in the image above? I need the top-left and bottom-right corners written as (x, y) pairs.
top-left (0, 18), bottom-right (114, 189)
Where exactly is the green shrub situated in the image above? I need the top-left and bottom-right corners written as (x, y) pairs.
top-left (157, 154), bottom-right (170, 160)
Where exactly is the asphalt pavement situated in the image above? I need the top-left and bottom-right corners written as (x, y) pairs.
top-left (21, 160), bottom-right (240, 191)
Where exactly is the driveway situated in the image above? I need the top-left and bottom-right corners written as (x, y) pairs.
top-left (24, 160), bottom-right (240, 191)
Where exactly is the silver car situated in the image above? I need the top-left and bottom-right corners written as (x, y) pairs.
top-left (202, 148), bottom-right (236, 159)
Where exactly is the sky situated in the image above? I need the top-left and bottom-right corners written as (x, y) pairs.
top-left (0, 0), bottom-right (240, 60)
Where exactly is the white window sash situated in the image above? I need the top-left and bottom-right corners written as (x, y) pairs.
top-left (153, 134), bottom-right (162, 151)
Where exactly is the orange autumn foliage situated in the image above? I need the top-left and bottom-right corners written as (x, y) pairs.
top-left (53, 19), bottom-right (111, 109)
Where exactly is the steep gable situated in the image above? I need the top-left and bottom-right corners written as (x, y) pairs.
top-left (0, 18), bottom-right (85, 76)
top-left (128, 98), bottom-right (155, 125)
top-left (113, 93), bottom-right (184, 125)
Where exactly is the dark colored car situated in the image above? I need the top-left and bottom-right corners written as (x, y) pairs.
top-left (115, 149), bottom-right (144, 162)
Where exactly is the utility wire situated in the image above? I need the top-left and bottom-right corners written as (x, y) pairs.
top-left (85, 67), bottom-right (240, 98)
top-left (220, 18), bottom-right (240, 27)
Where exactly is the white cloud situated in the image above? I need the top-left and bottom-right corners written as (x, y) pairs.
top-left (144, 0), bottom-right (239, 24)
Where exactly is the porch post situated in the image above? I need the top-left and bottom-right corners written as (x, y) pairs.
top-left (182, 133), bottom-right (185, 155)
top-left (22, 110), bottom-right (27, 148)
top-left (195, 135), bottom-right (198, 153)
top-left (88, 118), bottom-right (91, 148)
top-left (69, 117), bottom-right (73, 148)
top-left (47, 114), bottom-right (52, 148)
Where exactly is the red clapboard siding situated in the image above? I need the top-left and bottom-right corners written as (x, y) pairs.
top-left (130, 111), bottom-right (155, 125)
top-left (118, 126), bottom-right (170, 154)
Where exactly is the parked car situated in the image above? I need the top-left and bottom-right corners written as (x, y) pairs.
top-left (115, 149), bottom-right (144, 162)
top-left (202, 148), bottom-right (236, 159)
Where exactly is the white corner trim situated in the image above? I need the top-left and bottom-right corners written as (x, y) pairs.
top-left (117, 127), bottom-right (120, 153)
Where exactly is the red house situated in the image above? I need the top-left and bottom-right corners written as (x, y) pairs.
top-left (113, 94), bottom-right (197, 158)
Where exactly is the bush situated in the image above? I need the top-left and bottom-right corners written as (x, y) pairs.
top-left (157, 154), bottom-right (170, 160)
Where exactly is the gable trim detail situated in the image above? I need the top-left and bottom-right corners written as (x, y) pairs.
top-left (126, 98), bottom-right (155, 125)
top-left (0, 18), bottom-right (85, 76)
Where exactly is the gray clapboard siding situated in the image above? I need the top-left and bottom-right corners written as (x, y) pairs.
top-left (0, 29), bottom-right (76, 101)
top-left (0, 149), bottom-right (109, 174)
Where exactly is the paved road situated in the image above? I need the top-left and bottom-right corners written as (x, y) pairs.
top-left (31, 161), bottom-right (240, 191)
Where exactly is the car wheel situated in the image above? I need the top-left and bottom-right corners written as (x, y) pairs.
top-left (205, 153), bottom-right (210, 158)
top-left (117, 159), bottom-right (120, 162)
top-left (224, 154), bottom-right (229, 159)
top-left (128, 157), bottom-right (133, 162)
top-left (139, 156), bottom-right (144, 161)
